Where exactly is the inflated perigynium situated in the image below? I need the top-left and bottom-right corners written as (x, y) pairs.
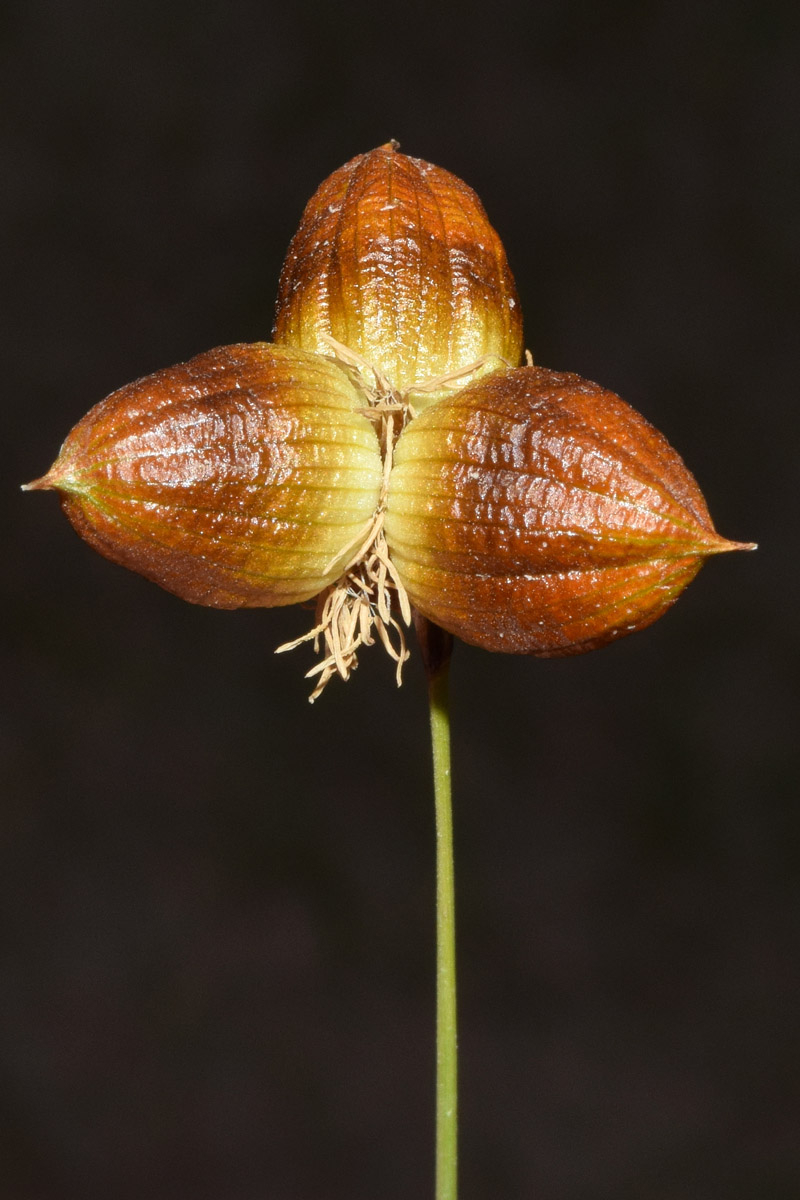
top-left (385, 365), bottom-right (751, 655)
top-left (26, 344), bottom-right (383, 609)
top-left (273, 142), bottom-right (523, 409)
top-left (27, 146), bottom-right (752, 697)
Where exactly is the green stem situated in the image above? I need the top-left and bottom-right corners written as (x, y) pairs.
top-left (429, 654), bottom-right (456, 1200)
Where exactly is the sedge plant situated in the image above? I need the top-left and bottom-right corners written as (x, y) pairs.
top-left (25, 143), bottom-right (754, 1199)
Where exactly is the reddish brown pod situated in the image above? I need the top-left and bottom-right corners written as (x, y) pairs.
top-left (385, 366), bottom-right (754, 654)
top-left (273, 142), bottom-right (523, 407)
top-left (26, 343), bottom-right (383, 608)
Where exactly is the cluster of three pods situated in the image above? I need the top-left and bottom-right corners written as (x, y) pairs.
top-left (28, 143), bottom-right (750, 692)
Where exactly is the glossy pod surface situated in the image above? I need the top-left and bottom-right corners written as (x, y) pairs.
top-left (34, 343), bottom-right (382, 608)
top-left (273, 143), bottom-right (523, 407)
top-left (385, 366), bottom-right (743, 654)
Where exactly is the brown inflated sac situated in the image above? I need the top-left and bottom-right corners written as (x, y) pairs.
top-left (27, 343), bottom-right (383, 608)
top-left (273, 142), bottom-right (523, 408)
top-left (385, 366), bottom-right (753, 654)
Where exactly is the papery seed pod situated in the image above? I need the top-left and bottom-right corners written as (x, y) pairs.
top-left (385, 366), bottom-right (754, 654)
top-left (26, 344), bottom-right (383, 608)
top-left (273, 142), bottom-right (523, 407)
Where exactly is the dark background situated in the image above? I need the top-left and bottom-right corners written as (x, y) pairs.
top-left (3, 1), bottom-right (797, 1197)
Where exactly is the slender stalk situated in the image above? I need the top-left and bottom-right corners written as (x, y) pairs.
top-left (429, 657), bottom-right (457, 1200)
top-left (416, 613), bottom-right (457, 1200)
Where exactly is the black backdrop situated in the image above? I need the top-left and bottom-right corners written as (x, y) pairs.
top-left (3, 1), bottom-right (797, 1197)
